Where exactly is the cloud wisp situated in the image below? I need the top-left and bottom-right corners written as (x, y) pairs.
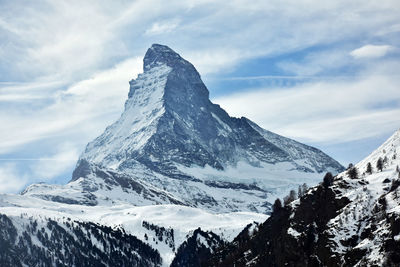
top-left (350, 44), bottom-right (395, 59)
top-left (0, 163), bottom-right (28, 193)
top-left (214, 65), bottom-right (400, 144)
top-left (145, 19), bottom-right (181, 36)
top-left (0, 142), bottom-right (80, 193)
top-left (0, 57), bottom-right (142, 154)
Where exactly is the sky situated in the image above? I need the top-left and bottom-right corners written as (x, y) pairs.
top-left (0, 0), bottom-right (399, 193)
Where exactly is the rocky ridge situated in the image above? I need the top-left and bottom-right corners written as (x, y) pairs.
top-left (206, 129), bottom-right (400, 266)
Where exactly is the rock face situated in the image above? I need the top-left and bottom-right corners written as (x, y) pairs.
top-left (206, 129), bottom-right (400, 266)
top-left (22, 44), bottom-right (344, 213)
top-left (171, 228), bottom-right (225, 267)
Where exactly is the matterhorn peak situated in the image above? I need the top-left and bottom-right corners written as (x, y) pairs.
top-left (143, 44), bottom-right (192, 72)
top-left (58, 43), bottom-right (346, 213)
top-left (129, 44), bottom-right (209, 106)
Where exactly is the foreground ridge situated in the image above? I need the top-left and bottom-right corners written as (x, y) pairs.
top-left (206, 129), bottom-right (400, 266)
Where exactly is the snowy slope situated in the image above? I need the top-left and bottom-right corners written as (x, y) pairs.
top-left (82, 64), bottom-right (171, 166)
top-left (207, 129), bottom-right (400, 266)
top-left (0, 193), bottom-right (267, 266)
top-left (322, 129), bottom-right (400, 265)
top-left (22, 44), bottom-right (344, 214)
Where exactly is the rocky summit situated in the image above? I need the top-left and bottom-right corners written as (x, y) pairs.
top-left (22, 44), bottom-right (343, 214)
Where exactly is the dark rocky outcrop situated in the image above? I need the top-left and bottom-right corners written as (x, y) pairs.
top-left (171, 228), bottom-right (225, 267)
top-left (206, 184), bottom-right (351, 267)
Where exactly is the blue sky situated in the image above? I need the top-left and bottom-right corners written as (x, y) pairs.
top-left (0, 0), bottom-right (399, 193)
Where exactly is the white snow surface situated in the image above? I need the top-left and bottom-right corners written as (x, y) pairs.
top-left (81, 64), bottom-right (171, 167)
top-left (287, 227), bottom-right (302, 238)
top-left (177, 161), bottom-right (323, 189)
top-left (21, 159), bottom-right (324, 214)
top-left (0, 193), bottom-right (267, 266)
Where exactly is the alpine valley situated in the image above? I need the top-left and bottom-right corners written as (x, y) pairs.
top-left (2, 44), bottom-right (397, 267)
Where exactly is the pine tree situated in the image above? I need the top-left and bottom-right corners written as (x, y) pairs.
top-left (323, 172), bottom-right (334, 188)
top-left (377, 157), bottom-right (383, 172)
top-left (289, 189), bottom-right (297, 201)
top-left (366, 162), bottom-right (372, 174)
top-left (297, 185), bottom-right (304, 198)
top-left (283, 190), bottom-right (297, 206)
top-left (347, 166), bottom-right (359, 179)
top-left (347, 163), bottom-right (354, 170)
top-left (272, 198), bottom-right (282, 213)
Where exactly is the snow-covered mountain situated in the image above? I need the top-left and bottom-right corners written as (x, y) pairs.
top-left (0, 193), bottom-right (266, 266)
top-left (22, 44), bottom-right (343, 214)
top-left (206, 129), bottom-right (400, 266)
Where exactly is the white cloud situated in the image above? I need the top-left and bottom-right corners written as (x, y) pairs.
top-left (185, 48), bottom-right (248, 75)
top-left (376, 23), bottom-right (400, 36)
top-left (0, 0), bottom-right (127, 82)
top-left (145, 19), bottom-right (180, 35)
top-left (0, 57), bottom-right (142, 154)
top-left (0, 143), bottom-right (80, 193)
top-left (0, 163), bottom-right (27, 193)
top-left (214, 66), bottom-right (400, 144)
top-left (278, 49), bottom-right (352, 76)
top-left (0, 80), bottom-right (63, 102)
top-left (31, 143), bottom-right (79, 180)
top-left (350, 45), bottom-right (395, 59)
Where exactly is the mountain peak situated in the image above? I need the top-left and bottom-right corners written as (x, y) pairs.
top-left (136, 43), bottom-right (210, 107)
top-left (143, 44), bottom-right (187, 71)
